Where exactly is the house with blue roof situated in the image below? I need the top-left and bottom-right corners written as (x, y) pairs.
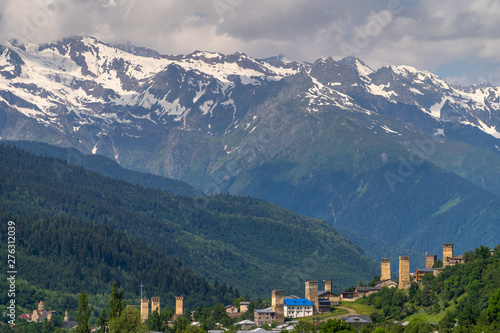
top-left (283, 299), bottom-right (313, 318)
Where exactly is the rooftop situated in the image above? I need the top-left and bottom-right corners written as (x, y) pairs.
top-left (355, 287), bottom-right (382, 292)
top-left (284, 299), bottom-right (313, 306)
top-left (416, 268), bottom-right (434, 272)
top-left (255, 307), bottom-right (275, 314)
top-left (342, 315), bottom-right (372, 324)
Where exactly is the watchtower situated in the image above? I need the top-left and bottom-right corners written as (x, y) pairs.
top-left (305, 281), bottom-right (319, 315)
top-left (271, 290), bottom-right (284, 325)
top-left (175, 296), bottom-right (184, 315)
top-left (425, 255), bottom-right (437, 269)
top-left (398, 256), bottom-right (410, 290)
top-left (151, 297), bottom-right (160, 315)
top-left (443, 243), bottom-right (454, 267)
top-left (140, 298), bottom-right (149, 323)
top-left (324, 280), bottom-right (332, 292)
top-left (380, 258), bottom-right (391, 281)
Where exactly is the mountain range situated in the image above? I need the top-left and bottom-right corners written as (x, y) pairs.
top-left (1, 35), bottom-right (499, 257)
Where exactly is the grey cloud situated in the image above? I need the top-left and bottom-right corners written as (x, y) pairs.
top-left (0, 0), bottom-right (499, 84)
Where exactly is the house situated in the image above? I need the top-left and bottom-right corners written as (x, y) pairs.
top-left (225, 305), bottom-right (241, 318)
top-left (447, 255), bottom-right (464, 266)
top-left (318, 290), bottom-right (340, 305)
top-left (254, 308), bottom-right (276, 326)
top-left (283, 299), bottom-right (313, 318)
top-left (375, 279), bottom-right (398, 288)
top-left (414, 268), bottom-right (434, 283)
top-left (237, 319), bottom-right (256, 330)
top-left (318, 299), bottom-right (332, 314)
top-left (284, 295), bottom-right (300, 299)
top-left (342, 315), bottom-right (372, 325)
top-left (340, 291), bottom-right (358, 302)
top-left (355, 287), bottom-right (382, 298)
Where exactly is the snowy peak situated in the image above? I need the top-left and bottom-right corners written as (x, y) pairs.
top-left (0, 35), bottom-right (499, 156)
top-left (340, 56), bottom-right (374, 77)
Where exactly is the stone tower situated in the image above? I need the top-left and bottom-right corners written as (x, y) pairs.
top-left (141, 298), bottom-right (149, 323)
top-left (271, 290), bottom-right (284, 325)
top-left (64, 311), bottom-right (69, 322)
top-left (380, 258), bottom-right (391, 281)
top-left (38, 301), bottom-right (45, 311)
top-left (425, 255), bottom-right (437, 269)
top-left (398, 256), bottom-right (411, 290)
top-left (239, 302), bottom-right (250, 313)
top-left (324, 280), bottom-right (332, 292)
top-left (305, 281), bottom-right (319, 315)
top-left (443, 243), bottom-right (454, 267)
top-left (175, 296), bottom-right (184, 315)
top-left (151, 297), bottom-right (160, 315)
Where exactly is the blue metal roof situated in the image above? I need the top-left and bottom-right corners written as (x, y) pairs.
top-left (284, 299), bottom-right (313, 306)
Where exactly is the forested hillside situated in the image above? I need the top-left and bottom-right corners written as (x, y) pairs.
top-left (0, 144), bottom-right (378, 296)
top-left (2, 140), bottom-right (201, 196)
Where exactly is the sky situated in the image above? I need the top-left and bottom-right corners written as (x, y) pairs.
top-left (1, 0), bottom-right (499, 85)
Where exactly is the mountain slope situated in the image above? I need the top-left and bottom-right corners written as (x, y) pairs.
top-left (1, 140), bottom-right (201, 196)
top-left (0, 211), bottom-right (238, 309)
top-left (1, 36), bottom-right (500, 258)
top-left (0, 143), bottom-right (377, 295)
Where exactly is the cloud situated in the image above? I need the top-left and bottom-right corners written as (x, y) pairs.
top-left (0, 0), bottom-right (499, 84)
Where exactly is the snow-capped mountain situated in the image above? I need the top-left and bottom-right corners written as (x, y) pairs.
top-left (2, 36), bottom-right (500, 256)
top-left (1, 35), bottom-right (500, 159)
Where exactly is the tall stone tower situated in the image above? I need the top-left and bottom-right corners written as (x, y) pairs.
top-left (425, 255), bottom-right (437, 269)
top-left (324, 280), bottom-right (332, 292)
top-left (305, 281), bottom-right (319, 315)
top-left (64, 311), bottom-right (69, 322)
top-left (271, 290), bottom-right (284, 325)
top-left (141, 298), bottom-right (149, 323)
top-left (398, 256), bottom-right (411, 290)
top-left (175, 296), bottom-right (184, 315)
top-left (443, 243), bottom-right (454, 267)
top-left (380, 258), bottom-right (391, 281)
top-left (151, 297), bottom-right (160, 315)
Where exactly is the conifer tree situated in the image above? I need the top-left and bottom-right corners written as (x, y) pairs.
top-left (77, 291), bottom-right (90, 333)
top-left (109, 282), bottom-right (125, 320)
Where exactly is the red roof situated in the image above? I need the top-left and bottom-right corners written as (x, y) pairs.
top-left (19, 313), bottom-right (32, 320)
top-left (39, 300), bottom-right (45, 305)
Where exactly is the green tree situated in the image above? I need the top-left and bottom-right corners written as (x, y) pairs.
top-left (433, 259), bottom-right (443, 268)
top-left (109, 282), bottom-right (125, 320)
top-left (173, 315), bottom-right (190, 332)
top-left (485, 288), bottom-right (500, 327)
top-left (319, 319), bottom-right (354, 333)
top-left (77, 292), bottom-right (90, 333)
top-left (440, 310), bottom-right (456, 331)
top-left (96, 308), bottom-right (108, 333)
top-left (147, 308), bottom-right (162, 331)
top-left (108, 307), bottom-right (146, 333)
top-left (292, 321), bottom-right (318, 333)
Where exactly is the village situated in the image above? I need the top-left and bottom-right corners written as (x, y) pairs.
top-left (18, 243), bottom-right (495, 331)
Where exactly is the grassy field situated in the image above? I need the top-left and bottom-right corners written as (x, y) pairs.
top-left (296, 308), bottom-right (350, 322)
top-left (338, 301), bottom-right (376, 316)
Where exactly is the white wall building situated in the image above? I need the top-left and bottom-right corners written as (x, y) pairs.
top-left (284, 299), bottom-right (313, 318)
